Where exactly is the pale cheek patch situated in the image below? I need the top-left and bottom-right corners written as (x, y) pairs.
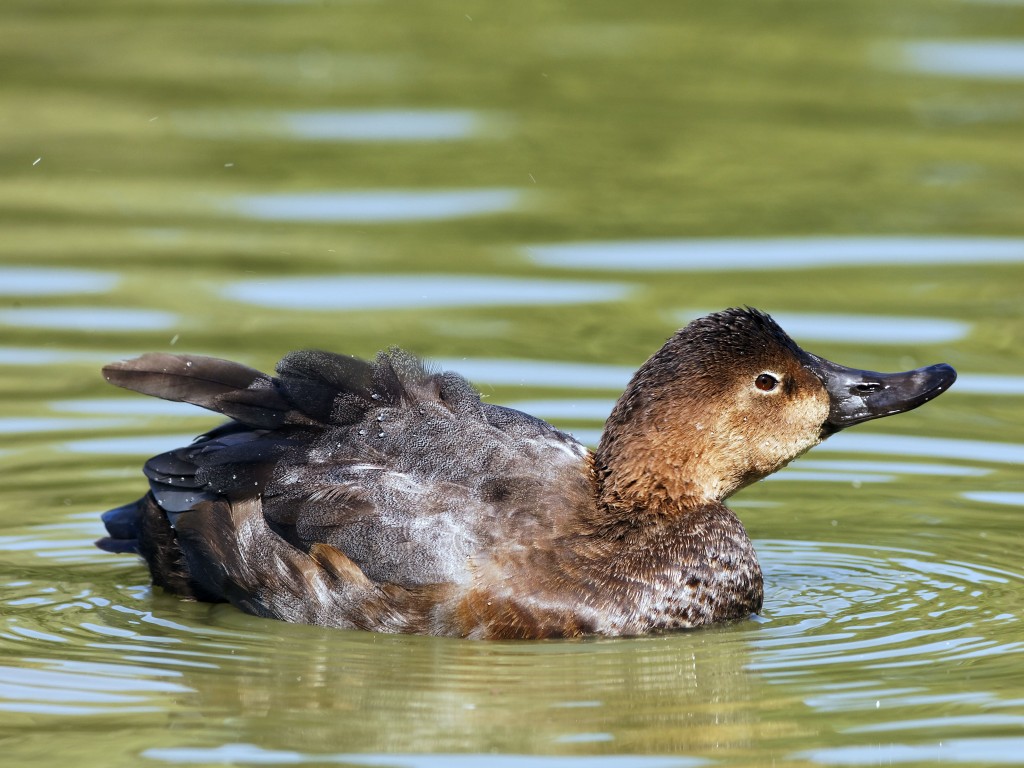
top-left (795, 388), bottom-right (830, 429)
top-left (742, 383), bottom-right (830, 474)
top-left (779, 386), bottom-right (831, 455)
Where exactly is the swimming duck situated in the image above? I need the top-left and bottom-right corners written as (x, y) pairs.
top-left (98, 308), bottom-right (955, 639)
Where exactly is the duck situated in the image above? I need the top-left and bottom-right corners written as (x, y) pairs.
top-left (97, 307), bottom-right (956, 639)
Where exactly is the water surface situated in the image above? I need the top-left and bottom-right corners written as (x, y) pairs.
top-left (2, 1), bottom-right (1024, 767)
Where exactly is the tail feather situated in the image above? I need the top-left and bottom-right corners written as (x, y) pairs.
top-left (103, 353), bottom-right (313, 429)
top-left (103, 353), bottom-right (268, 405)
top-left (103, 348), bottom-right (450, 432)
top-left (102, 352), bottom-right (378, 429)
top-left (97, 498), bottom-right (146, 553)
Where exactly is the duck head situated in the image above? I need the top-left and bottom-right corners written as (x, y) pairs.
top-left (595, 307), bottom-right (956, 510)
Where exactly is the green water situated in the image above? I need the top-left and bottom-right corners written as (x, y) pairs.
top-left (2, 1), bottom-right (1024, 766)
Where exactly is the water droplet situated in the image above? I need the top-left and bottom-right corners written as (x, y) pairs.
top-left (358, 429), bottom-right (366, 435)
top-left (185, 360), bottom-right (193, 367)
top-left (371, 393), bottom-right (381, 400)
top-left (378, 432), bottom-right (385, 438)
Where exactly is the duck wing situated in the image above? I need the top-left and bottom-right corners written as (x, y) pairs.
top-left (261, 393), bottom-right (591, 588)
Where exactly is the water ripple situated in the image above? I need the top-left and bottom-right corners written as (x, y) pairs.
top-left (0, 307), bottom-right (178, 332)
top-left (962, 492), bottom-right (1024, 507)
top-left (797, 737), bottom-right (1024, 765)
top-left (176, 109), bottom-right (496, 142)
top-left (143, 747), bottom-right (704, 767)
top-left (0, 347), bottom-right (115, 366)
top-left (900, 41), bottom-right (1024, 80)
top-left (526, 236), bottom-right (1024, 271)
top-left (677, 310), bottom-right (968, 344)
top-left (227, 189), bottom-right (522, 222)
top-left (820, 432), bottom-right (1024, 465)
top-left (61, 434), bottom-right (202, 455)
top-left (0, 267), bottom-right (118, 296)
top-left (52, 398), bottom-right (209, 417)
top-left (436, 359), bottom-right (633, 390)
top-left (222, 275), bottom-right (630, 311)
top-left (755, 540), bottom-right (1024, 672)
top-left (0, 659), bottom-right (191, 715)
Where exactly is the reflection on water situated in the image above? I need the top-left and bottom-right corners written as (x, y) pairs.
top-left (0, 347), bottom-right (113, 366)
top-left (5, 533), bottom-right (1020, 763)
top-left (176, 110), bottom-right (493, 142)
top-left (677, 310), bottom-right (969, 344)
top-left (144, 747), bottom-right (704, 767)
top-left (52, 398), bottom-right (209, 417)
top-left (766, 470), bottom-right (893, 484)
top-left (0, 584), bottom-right (761, 754)
top-left (821, 432), bottom-right (1024, 465)
top-left (797, 738), bottom-right (1024, 765)
top-left (769, 458), bottom-right (988, 484)
top-left (792, 459), bottom-right (988, 477)
top-left (962, 491), bottom-right (1024, 506)
top-left (62, 434), bottom-right (203, 455)
top-left (0, 659), bottom-right (189, 715)
top-left (500, 398), bottom-right (616, 421)
top-left (0, 267), bottom-right (118, 297)
top-left (901, 41), bottom-right (1024, 79)
top-left (760, 312), bottom-right (969, 345)
top-left (0, 307), bottom-right (178, 332)
top-left (436, 359), bottom-right (633, 390)
top-left (954, 374), bottom-right (1024, 395)
top-left (0, 417), bottom-right (127, 435)
top-left (255, 52), bottom-right (409, 87)
top-left (756, 539), bottom-right (1024, 673)
top-left (526, 237), bottom-right (1024, 270)
top-left (222, 275), bottom-right (630, 310)
top-left (226, 189), bottom-right (523, 222)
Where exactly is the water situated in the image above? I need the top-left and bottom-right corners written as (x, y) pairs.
top-left (2, 0), bottom-right (1024, 765)
top-left (226, 189), bottom-right (524, 222)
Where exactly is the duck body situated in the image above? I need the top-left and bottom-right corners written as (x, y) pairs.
top-left (98, 308), bottom-right (955, 639)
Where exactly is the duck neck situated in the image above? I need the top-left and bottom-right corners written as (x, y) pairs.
top-left (594, 411), bottom-right (748, 515)
top-left (581, 453), bottom-right (764, 630)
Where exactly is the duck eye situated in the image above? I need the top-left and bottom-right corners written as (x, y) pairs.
top-left (755, 373), bottom-right (779, 392)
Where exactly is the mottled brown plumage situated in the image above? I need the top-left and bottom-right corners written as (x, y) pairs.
top-left (97, 308), bottom-right (956, 639)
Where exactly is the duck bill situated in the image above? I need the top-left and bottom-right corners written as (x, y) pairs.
top-left (806, 355), bottom-right (957, 435)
